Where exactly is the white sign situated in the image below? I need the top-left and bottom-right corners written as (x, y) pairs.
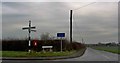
top-left (42, 46), bottom-right (53, 48)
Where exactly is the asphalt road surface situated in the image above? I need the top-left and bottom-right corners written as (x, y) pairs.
top-left (1, 47), bottom-right (119, 63)
top-left (54, 47), bottom-right (119, 61)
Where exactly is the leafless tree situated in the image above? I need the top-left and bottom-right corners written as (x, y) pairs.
top-left (41, 32), bottom-right (50, 40)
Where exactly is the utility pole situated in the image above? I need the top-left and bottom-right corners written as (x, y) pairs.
top-left (22, 20), bottom-right (36, 53)
top-left (70, 10), bottom-right (73, 44)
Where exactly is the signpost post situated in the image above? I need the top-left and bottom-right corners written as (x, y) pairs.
top-left (57, 33), bottom-right (65, 52)
top-left (22, 20), bottom-right (36, 52)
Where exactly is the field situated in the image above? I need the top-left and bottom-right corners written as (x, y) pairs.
top-left (2, 51), bottom-right (76, 57)
top-left (91, 46), bottom-right (120, 54)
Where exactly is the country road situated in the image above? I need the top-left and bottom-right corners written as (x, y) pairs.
top-left (55, 47), bottom-right (119, 61)
top-left (1, 47), bottom-right (119, 63)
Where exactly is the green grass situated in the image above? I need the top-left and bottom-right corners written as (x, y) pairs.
top-left (0, 51), bottom-right (2, 57)
top-left (91, 46), bottom-right (120, 54)
top-left (2, 51), bottom-right (76, 57)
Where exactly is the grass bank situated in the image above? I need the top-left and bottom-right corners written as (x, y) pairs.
top-left (2, 51), bottom-right (76, 57)
top-left (91, 46), bottom-right (120, 54)
top-left (0, 51), bottom-right (1, 57)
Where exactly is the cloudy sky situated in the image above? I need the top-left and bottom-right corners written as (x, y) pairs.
top-left (2, 2), bottom-right (118, 44)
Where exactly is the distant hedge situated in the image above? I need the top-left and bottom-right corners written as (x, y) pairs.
top-left (2, 39), bottom-right (85, 51)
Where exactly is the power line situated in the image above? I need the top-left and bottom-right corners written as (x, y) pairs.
top-left (71, 2), bottom-right (96, 43)
top-left (73, 18), bottom-right (84, 43)
top-left (73, 2), bottom-right (96, 11)
top-left (70, 2), bottom-right (96, 44)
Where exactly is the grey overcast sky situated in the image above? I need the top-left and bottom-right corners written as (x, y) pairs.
top-left (2, 2), bottom-right (118, 44)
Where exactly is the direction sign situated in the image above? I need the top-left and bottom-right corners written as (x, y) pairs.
top-left (57, 33), bottom-right (65, 37)
top-left (22, 20), bottom-right (36, 52)
top-left (57, 33), bottom-right (65, 52)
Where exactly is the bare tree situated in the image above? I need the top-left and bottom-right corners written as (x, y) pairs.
top-left (40, 32), bottom-right (50, 40)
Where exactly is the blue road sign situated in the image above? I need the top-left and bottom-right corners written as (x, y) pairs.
top-left (57, 33), bottom-right (65, 37)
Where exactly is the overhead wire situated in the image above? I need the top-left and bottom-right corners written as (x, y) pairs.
top-left (73, 2), bottom-right (96, 11)
top-left (72, 2), bottom-right (96, 43)
top-left (73, 17), bottom-right (85, 43)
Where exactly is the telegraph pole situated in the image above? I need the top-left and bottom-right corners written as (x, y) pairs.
top-left (22, 20), bottom-right (36, 52)
top-left (70, 10), bottom-right (73, 43)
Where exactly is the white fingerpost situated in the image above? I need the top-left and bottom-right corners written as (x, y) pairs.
top-left (22, 20), bottom-right (36, 53)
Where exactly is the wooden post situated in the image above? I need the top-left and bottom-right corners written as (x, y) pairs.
top-left (70, 10), bottom-right (73, 43)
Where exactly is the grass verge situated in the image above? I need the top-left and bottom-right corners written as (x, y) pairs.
top-left (0, 51), bottom-right (1, 57)
top-left (2, 51), bottom-right (76, 57)
top-left (91, 46), bottom-right (120, 54)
